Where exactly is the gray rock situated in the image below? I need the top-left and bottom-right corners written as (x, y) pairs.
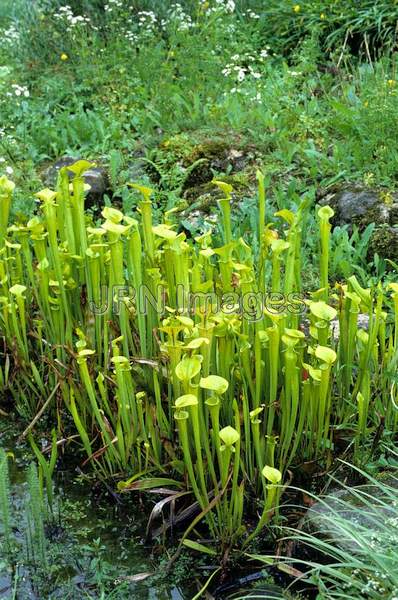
top-left (319, 186), bottom-right (396, 228)
top-left (319, 186), bottom-right (398, 261)
top-left (44, 156), bottom-right (110, 209)
top-left (306, 474), bottom-right (398, 554)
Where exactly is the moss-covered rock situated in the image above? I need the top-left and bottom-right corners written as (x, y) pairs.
top-left (183, 172), bottom-right (251, 208)
top-left (186, 138), bottom-right (230, 164)
top-left (319, 186), bottom-right (396, 229)
top-left (368, 224), bottom-right (398, 263)
top-left (158, 131), bottom-right (254, 169)
top-left (151, 131), bottom-right (257, 194)
top-left (319, 185), bottom-right (398, 261)
top-left (175, 172), bottom-right (256, 238)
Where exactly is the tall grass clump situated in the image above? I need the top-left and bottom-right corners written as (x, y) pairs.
top-left (259, 0), bottom-right (398, 57)
top-left (251, 464), bottom-right (398, 599)
top-left (0, 161), bottom-right (397, 551)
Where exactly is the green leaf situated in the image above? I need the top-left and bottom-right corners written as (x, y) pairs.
top-left (129, 184), bottom-right (153, 200)
top-left (35, 188), bottom-right (57, 204)
top-left (176, 315), bottom-right (194, 328)
top-left (199, 375), bottom-right (229, 394)
top-left (0, 66), bottom-right (10, 79)
top-left (250, 406), bottom-right (264, 423)
top-left (284, 328), bottom-right (305, 339)
top-left (0, 176), bottom-right (14, 196)
top-left (9, 284), bottom-right (27, 298)
top-left (185, 337), bottom-right (209, 349)
top-left (152, 224), bottom-right (178, 240)
top-left (118, 477), bottom-right (183, 492)
top-left (174, 409), bottom-right (189, 421)
top-left (302, 362), bottom-right (322, 382)
top-left (183, 539), bottom-right (217, 556)
top-left (271, 239), bottom-right (290, 254)
top-left (175, 355), bottom-right (202, 382)
top-left (213, 180), bottom-right (233, 196)
top-left (348, 275), bottom-right (371, 307)
top-left (219, 426), bottom-right (240, 446)
top-left (318, 205), bottom-right (334, 221)
top-left (309, 301), bottom-right (337, 321)
top-left (274, 209), bottom-right (295, 225)
top-left (200, 247), bottom-right (215, 258)
top-left (102, 220), bottom-right (130, 235)
top-left (175, 394), bottom-right (198, 408)
top-left (389, 283), bottom-right (398, 295)
top-left (78, 349), bottom-right (96, 358)
top-left (66, 160), bottom-right (94, 176)
top-left (315, 345), bottom-right (337, 365)
top-left (111, 356), bottom-right (130, 367)
top-left (262, 465), bottom-right (282, 484)
top-left (101, 206), bottom-right (124, 223)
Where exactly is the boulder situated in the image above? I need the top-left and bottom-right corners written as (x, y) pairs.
top-left (151, 133), bottom-right (257, 195)
top-left (320, 187), bottom-right (392, 228)
top-left (44, 156), bottom-right (110, 209)
top-left (319, 186), bottom-right (398, 262)
top-left (368, 224), bottom-right (398, 264)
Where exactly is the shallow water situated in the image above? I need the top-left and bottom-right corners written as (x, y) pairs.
top-left (0, 420), bottom-right (190, 599)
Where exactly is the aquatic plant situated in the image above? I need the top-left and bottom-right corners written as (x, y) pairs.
top-left (26, 462), bottom-right (47, 568)
top-left (0, 448), bottom-right (51, 569)
top-left (0, 165), bottom-right (397, 552)
top-left (0, 448), bottom-right (12, 552)
top-left (29, 429), bottom-right (58, 512)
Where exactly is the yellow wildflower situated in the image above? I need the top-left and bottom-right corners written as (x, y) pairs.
top-left (293, 4), bottom-right (301, 12)
top-left (387, 79), bottom-right (396, 87)
top-left (320, 13), bottom-right (326, 19)
top-left (381, 191), bottom-right (393, 206)
top-left (363, 172), bottom-right (374, 186)
top-left (60, 53), bottom-right (68, 61)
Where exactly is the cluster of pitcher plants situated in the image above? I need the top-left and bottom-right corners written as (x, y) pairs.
top-left (0, 161), bottom-right (397, 552)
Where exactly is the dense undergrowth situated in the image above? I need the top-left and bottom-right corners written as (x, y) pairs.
top-left (0, 1), bottom-right (398, 598)
top-left (2, 1), bottom-right (398, 213)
